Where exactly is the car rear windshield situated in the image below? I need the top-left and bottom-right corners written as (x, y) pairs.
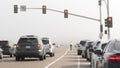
top-left (42, 39), bottom-right (49, 44)
top-left (80, 40), bottom-right (86, 46)
top-left (18, 38), bottom-right (38, 44)
top-left (0, 41), bottom-right (8, 46)
top-left (109, 40), bottom-right (120, 52)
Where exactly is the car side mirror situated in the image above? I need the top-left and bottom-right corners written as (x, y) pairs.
top-left (94, 50), bottom-right (102, 55)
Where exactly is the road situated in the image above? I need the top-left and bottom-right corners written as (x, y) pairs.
top-left (0, 46), bottom-right (90, 68)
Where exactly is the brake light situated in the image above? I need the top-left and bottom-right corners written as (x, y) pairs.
top-left (49, 44), bottom-right (52, 48)
top-left (6, 44), bottom-right (10, 46)
top-left (108, 55), bottom-right (120, 62)
top-left (37, 44), bottom-right (41, 48)
top-left (16, 44), bottom-right (19, 48)
top-left (94, 46), bottom-right (96, 50)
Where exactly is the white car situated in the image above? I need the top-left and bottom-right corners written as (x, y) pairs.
top-left (91, 42), bottom-right (107, 68)
top-left (41, 37), bottom-right (55, 57)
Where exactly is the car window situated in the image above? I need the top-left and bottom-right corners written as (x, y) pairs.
top-left (101, 43), bottom-right (107, 50)
top-left (42, 39), bottom-right (49, 44)
top-left (0, 41), bottom-right (8, 46)
top-left (110, 40), bottom-right (120, 52)
top-left (18, 38), bottom-right (38, 44)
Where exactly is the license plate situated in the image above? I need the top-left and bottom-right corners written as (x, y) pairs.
top-left (26, 46), bottom-right (30, 48)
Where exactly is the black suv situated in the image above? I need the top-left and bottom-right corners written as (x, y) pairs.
top-left (0, 40), bottom-right (14, 57)
top-left (15, 35), bottom-right (46, 61)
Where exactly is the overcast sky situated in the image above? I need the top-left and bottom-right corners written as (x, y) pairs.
top-left (0, 0), bottom-right (120, 44)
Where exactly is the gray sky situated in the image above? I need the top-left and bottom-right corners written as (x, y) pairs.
top-left (0, 0), bottom-right (120, 44)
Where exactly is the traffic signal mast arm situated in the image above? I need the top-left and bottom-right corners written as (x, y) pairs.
top-left (14, 5), bottom-right (100, 22)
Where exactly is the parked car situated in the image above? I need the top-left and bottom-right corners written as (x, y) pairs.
top-left (41, 37), bottom-right (55, 57)
top-left (77, 40), bottom-right (87, 55)
top-left (82, 41), bottom-right (92, 58)
top-left (96, 39), bottom-right (120, 68)
top-left (0, 48), bottom-right (3, 59)
top-left (86, 41), bottom-right (94, 61)
top-left (0, 40), bottom-right (14, 57)
top-left (91, 42), bottom-right (107, 68)
top-left (15, 35), bottom-right (46, 61)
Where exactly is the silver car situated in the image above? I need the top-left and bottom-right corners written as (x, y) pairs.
top-left (41, 37), bottom-right (55, 57)
top-left (91, 42), bottom-right (107, 68)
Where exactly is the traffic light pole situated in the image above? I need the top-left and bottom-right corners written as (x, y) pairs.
top-left (107, 0), bottom-right (110, 40)
top-left (99, 0), bottom-right (103, 39)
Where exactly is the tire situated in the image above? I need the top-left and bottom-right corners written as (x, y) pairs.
top-left (16, 57), bottom-right (20, 61)
top-left (10, 54), bottom-right (13, 57)
top-left (39, 56), bottom-right (44, 61)
top-left (77, 50), bottom-right (82, 55)
top-left (44, 55), bottom-right (46, 59)
top-left (0, 53), bottom-right (3, 59)
top-left (21, 57), bottom-right (25, 60)
top-left (50, 53), bottom-right (53, 57)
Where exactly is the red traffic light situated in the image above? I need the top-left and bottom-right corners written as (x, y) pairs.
top-left (107, 17), bottom-right (113, 27)
top-left (42, 5), bottom-right (46, 14)
top-left (64, 9), bottom-right (68, 18)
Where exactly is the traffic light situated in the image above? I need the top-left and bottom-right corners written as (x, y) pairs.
top-left (14, 5), bottom-right (18, 13)
top-left (107, 17), bottom-right (113, 27)
top-left (105, 19), bottom-right (108, 27)
top-left (64, 9), bottom-right (68, 18)
top-left (104, 17), bottom-right (113, 28)
top-left (42, 5), bottom-right (46, 14)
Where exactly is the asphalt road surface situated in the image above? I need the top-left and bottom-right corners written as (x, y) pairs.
top-left (0, 46), bottom-right (90, 68)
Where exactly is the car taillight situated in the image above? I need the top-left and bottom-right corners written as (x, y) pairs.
top-left (108, 55), bottom-right (120, 62)
top-left (94, 46), bottom-right (96, 50)
top-left (6, 44), bottom-right (10, 46)
top-left (16, 44), bottom-right (19, 48)
top-left (37, 44), bottom-right (41, 48)
top-left (49, 44), bottom-right (52, 48)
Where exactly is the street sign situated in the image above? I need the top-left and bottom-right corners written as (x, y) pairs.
top-left (20, 5), bottom-right (26, 11)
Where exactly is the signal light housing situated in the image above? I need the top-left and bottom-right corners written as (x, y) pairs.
top-left (14, 5), bottom-right (18, 13)
top-left (42, 5), bottom-right (46, 14)
top-left (64, 9), bottom-right (68, 18)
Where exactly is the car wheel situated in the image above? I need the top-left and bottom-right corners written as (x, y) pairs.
top-left (0, 53), bottom-right (3, 59)
top-left (39, 56), bottom-right (44, 61)
top-left (21, 57), bottom-right (25, 60)
top-left (44, 55), bottom-right (46, 59)
top-left (10, 54), bottom-right (13, 57)
top-left (50, 53), bottom-right (53, 57)
top-left (16, 57), bottom-right (20, 61)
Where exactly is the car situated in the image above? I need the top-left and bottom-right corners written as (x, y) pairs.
top-left (15, 35), bottom-right (46, 61)
top-left (0, 40), bottom-right (14, 57)
top-left (77, 40), bottom-right (87, 55)
top-left (0, 48), bottom-right (3, 59)
top-left (96, 39), bottom-right (120, 68)
top-left (91, 42), bottom-right (107, 68)
top-left (82, 41), bottom-right (92, 58)
top-left (86, 41), bottom-right (94, 61)
top-left (41, 37), bottom-right (55, 57)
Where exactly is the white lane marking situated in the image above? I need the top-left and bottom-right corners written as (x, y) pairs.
top-left (77, 56), bottom-right (80, 68)
top-left (44, 49), bottom-right (69, 68)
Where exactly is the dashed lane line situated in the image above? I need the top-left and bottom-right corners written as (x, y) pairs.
top-left (44, 49), bottom-right (69, 68)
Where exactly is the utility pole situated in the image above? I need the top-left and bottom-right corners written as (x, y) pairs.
top-left (107, 0), bottom-right (110, 40)
top-left (99, 0), bottom-right (103, 39)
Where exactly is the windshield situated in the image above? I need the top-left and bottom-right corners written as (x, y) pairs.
top-left (18, 38), bottom-right (38, 44)
top-left (42, 40), bottom-right (49, 44)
